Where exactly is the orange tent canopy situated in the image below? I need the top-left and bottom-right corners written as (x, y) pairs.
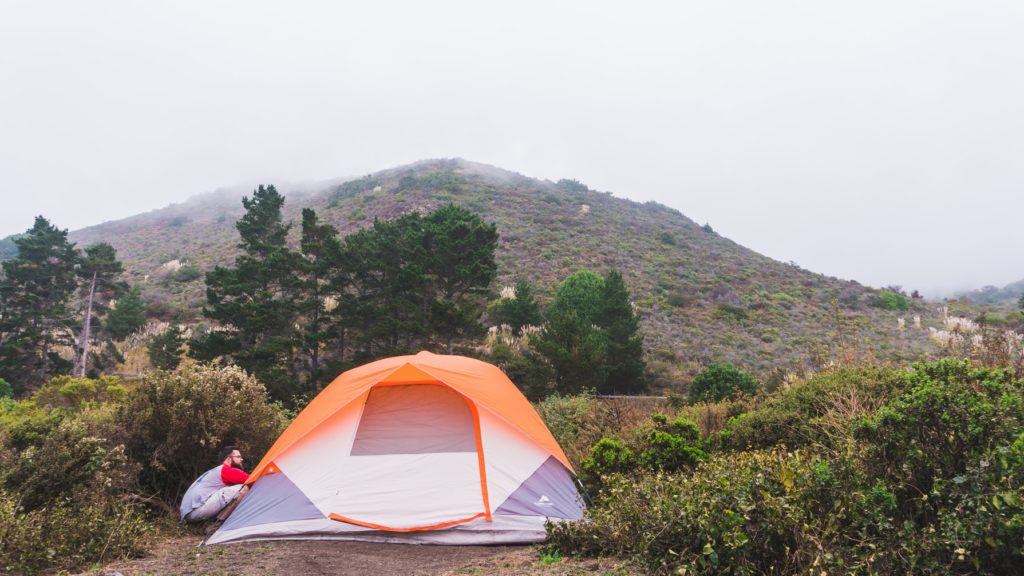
top-left (248, 351), bottom-right (572, 485)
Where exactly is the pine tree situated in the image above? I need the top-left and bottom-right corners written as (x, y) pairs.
top-left (294, 208), bottom-right (342, 391)
top-left (340, 213), bottom-right (430, 357)
top-left (534, 270), bottom-right (609, 394)
top-left (534, 307), bottom-right (609, 394)
top-left (422, 205), bottom-right (498, 353)
top-left (148, 325), bottom-right (184, 370)
top-left (105, 288), bottom-right (147, 340)
top-left (73, 242), bottom-right (125, 376)
top-left (0, 217), bottom-right (79, 393)
top-left (597, 270), bottom-right (646, 394)
top-left (490, 278), bottom-right (543, 336)
top-left (189, 185), bottom-right (300, 400)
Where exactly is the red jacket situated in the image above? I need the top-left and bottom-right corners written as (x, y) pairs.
top-left (221, 464), bottom-right (249, 485)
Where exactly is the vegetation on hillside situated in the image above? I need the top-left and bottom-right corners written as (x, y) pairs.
top-left (47, 159), bottom-right (979, 386)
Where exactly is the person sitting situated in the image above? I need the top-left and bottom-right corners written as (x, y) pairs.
top-left (179, 446), bottom-right (251, 523)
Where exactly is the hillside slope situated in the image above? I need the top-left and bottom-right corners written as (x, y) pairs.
top-left (959, 279), bottom-right (1024, 308)
top-left (56, 159), bottom-right (949, 384)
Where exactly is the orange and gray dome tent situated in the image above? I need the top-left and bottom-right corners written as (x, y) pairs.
top-left (207, 351), bottom-right (585, 545)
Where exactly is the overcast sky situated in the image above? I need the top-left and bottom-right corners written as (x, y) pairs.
top-left (2, 1), bottom-right (1022, 297)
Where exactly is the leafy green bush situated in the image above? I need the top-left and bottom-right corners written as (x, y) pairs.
top-left (550, 449), bottom-right (945, 574)
top-left (115, 364), bottom-right (288, 504)
top-left (873, 289), bottom-right (910, 311)
top-left (31, 374), bottom-right (127, 411)
top-left (580, 438), bottom-right (635, 488)
top-left (928, 432), bottom-right (1024, 573)
top-left (639, 413), bottom-right (706, 471)
top-left (853, 359), bottom-right (1024, 517)
top-left (0, 490), bottom-right (152, 575)
top-left (689, 362), bottom-right (758, 403)
top-left (0, 378), bottom-right (11, 399)
top-left (553, 359), bottom-right (1024, 574)
top-left (722, 366), bottom-right (901, 450)
top-left (0, 377), bottom-right (151, 574)
top-left (172, 262), bottom-right (202, 282)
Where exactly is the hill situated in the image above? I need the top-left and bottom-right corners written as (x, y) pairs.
top-left (958, 278), bottom-right (1024, 308)
top-left (11, 159), bottom-right (959, 387)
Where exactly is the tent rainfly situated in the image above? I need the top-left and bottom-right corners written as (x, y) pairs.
top-left (207, 351), bottom-right (585, 545)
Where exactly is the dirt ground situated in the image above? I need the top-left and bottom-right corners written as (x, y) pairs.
top-left (89, 536), bottom-right (639, 576)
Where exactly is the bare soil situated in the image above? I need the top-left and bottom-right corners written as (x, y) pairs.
top-left (89, 536), bottom-right (639, 576)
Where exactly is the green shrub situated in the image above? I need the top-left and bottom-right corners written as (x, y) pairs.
top-left (581, 437), bottom-right (635, 478)
top-left (172, 262), bottom-right (202, 282)
top-left (639, 431), bottom-right (706, 471)
top-left (549, 448), bottom-right (945, 574)
top-left (714, 302), bottom-right (748, 321)
top-left (0, 379), bottom-right (11, 399)
top-left (873, 289), bottom-right (910, 311)
top-left (2, 412), bottom-right (137, 511)
top-left (929, 433), bottom-right (1024, 573)
top-left (0, 380), bottom-right (151, 574)
top-left (115, 364), bottom-right (288, 505)
top-left (853, 359), bottom-right (1024, 519)
top-left (0, 490), bottom-right (151, 575)
top-left (689, 362), bottom-right (758, 403)
top-left (32, 374), bottom-right (127, 411)
top-left (640, 413), bottom-right (706, 471)
top-left (536, 391), bottom-right (604, 456)
top-left (722, 366), bottom-right (902, 450)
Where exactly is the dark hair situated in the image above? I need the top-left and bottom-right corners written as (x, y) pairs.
top-left (218, 445), bottom-right (238, 462)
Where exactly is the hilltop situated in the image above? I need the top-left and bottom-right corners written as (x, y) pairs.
top-left (18, 159), bottom-right (958, 386)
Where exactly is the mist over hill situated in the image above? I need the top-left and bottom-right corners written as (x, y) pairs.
top-left (7, 159), bottom-right (959, 385)
top-left (957, 279), bottom-right (1024, 309)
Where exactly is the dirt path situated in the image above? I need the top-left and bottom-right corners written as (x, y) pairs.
top-left (92, 536), bottom-right (638, 576)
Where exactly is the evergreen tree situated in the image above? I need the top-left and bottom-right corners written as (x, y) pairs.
top-left (534, 307), bottom-right (608, 394)
top-left (490, 278), bottom-right (543, 336)
top-left (72, 242), bottom-right (125, 376)
top-left (534, 270), bottom-right (609, 394)
top-left (189, 185), bottom-right (300, 400)
top-left (547, 270), bottom-right (605, 325)
top-left (105, 288), bottom-right (147, 340)
top-left (0, 217), bottom-right (79, 393)
top-left (294, 208), bottom-right (342, 391)
top-left (597, 270), bottom-right (646, 394)
top-left (148, 325), bottom-right (184, 370)
top-left (422, 205), bottom-right (498, 353)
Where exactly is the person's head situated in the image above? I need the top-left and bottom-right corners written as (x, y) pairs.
top-left (219, 445), bottom-right (244, 469)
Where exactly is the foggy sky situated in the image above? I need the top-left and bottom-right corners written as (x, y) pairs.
top-left (2, 1), bottom-right (1022, 297)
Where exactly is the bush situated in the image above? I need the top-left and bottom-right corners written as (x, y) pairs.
top-left (552, 359), bottom-right (1024, 574)
top-left (928, 432), bottom-right (1024, 573)
top-left (722, 366), bottom-right (901, 450)
top-left (0, 379), bottom-right (10, 399)
top-left (639, 413), bottom-right (706, 471)
top-left (115, 364), bottom-right (288, 505)
top-left (689, 362), bottom-right (758, 403)
top-left (0, 490), bottom-right (152, 575)
top-left (873, 289), bottom-right (910, 311)
top-left (0, 378), bottom-right (151, 574)
top-left (853, 359), bottom-right (1024, 518)
top-left (580, 437), bottom-right (635, 490)
top-left (549, 449), bottom-right (938, 574)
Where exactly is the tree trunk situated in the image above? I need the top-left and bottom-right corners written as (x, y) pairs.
top-left (74, 271), bottom-right (97, 377)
